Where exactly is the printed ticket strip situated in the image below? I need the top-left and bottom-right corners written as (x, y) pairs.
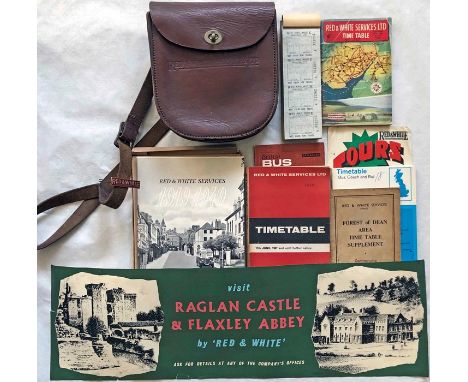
top-left (281, 13), bottom-right (323, 140)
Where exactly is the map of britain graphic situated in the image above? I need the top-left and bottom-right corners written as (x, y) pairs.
top-left (393, 168), bottom-right (410, 198)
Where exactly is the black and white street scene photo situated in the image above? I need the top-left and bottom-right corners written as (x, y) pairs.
top-left (312, 266), bottom-right (424, 374)
top-left (54, 273), bottom-right (164, 378)
top-left (135, 156), bottom-right (245, 269)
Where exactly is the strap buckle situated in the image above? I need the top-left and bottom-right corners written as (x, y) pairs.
top-left (114, 122), bottom-right (135, 148)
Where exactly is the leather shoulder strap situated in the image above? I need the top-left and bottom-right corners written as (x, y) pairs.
top-left (37, 69), bottom-right (170, 250)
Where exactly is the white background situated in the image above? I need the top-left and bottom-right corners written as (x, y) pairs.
top-left (36, 0), bottom-right (429, 381)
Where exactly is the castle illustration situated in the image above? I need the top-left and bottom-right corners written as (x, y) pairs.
top-left (61, 282), bottom-right (137, 333)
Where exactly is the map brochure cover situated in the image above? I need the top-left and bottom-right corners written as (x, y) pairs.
top-left (247, 166), bottom-right (330, 267)
top-left (321, 18), bottom-right (392, 126)
top-left (327, 126), bottom-right (413, 169)
top-left (50, 262), bottom-right (429, 379)
top-left (330, 188), bottom-right (401, 263)
top-left (133, 155), bottom-right (245, 270)
top-left (254, 143), bottom-right (325, 167)
top-left (332, 166), bottom-right (418, 261)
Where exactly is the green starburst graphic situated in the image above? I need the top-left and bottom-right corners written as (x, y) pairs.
top-left (342, 130), bottom-right (388, 166)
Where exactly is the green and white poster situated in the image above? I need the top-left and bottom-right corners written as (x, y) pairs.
top-left (51, 262), bottom-right (428, 379)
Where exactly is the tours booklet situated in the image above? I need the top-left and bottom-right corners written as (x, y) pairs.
top-left (330, 188), bottom-right (401, 263)
top-left (327, 126), bottom-right (412, 168)
top-left (332, 166), bottom-right (417, 261)
top-left (50, 261), bottom-right (428, 379)
top-left (132, 148), bottom-right (245, 269)
top-left (321, 18), bottom-right (392, 126)
top-left (247, 166), bottom-right (330, 266)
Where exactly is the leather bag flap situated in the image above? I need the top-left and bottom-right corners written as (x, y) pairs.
top-left (149, 2), bottom-right (276, 51)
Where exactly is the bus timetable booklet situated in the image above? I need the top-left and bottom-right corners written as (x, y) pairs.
top-left (247, 166), bottom-right (330, 266)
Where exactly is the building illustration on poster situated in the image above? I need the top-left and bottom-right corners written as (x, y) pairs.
top-left (312, 266), bottom-right (424, 374)
top-left (54, 273), bottom-right (163, 378)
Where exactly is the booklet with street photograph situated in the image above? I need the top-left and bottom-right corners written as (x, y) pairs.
top-left (330, 188), bottom-right (401, 263)
top-left (51, 261), bottom-right (428, 379)
top-left (132, 151), bottom-right (245, 269)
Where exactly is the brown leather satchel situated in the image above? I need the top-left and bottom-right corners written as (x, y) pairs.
top-left (37, 2), bottom-right (278, 250)
top-left (147, 1), bottom-right (278, 141)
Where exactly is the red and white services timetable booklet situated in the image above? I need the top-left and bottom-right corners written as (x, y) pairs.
top-left (247, 166), bottom-right (330, 267)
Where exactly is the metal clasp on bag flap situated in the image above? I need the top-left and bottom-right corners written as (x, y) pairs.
top-left (114, 121), bottom-right (134, 148)
top-left (204, 29), bottom-right (223, 45)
